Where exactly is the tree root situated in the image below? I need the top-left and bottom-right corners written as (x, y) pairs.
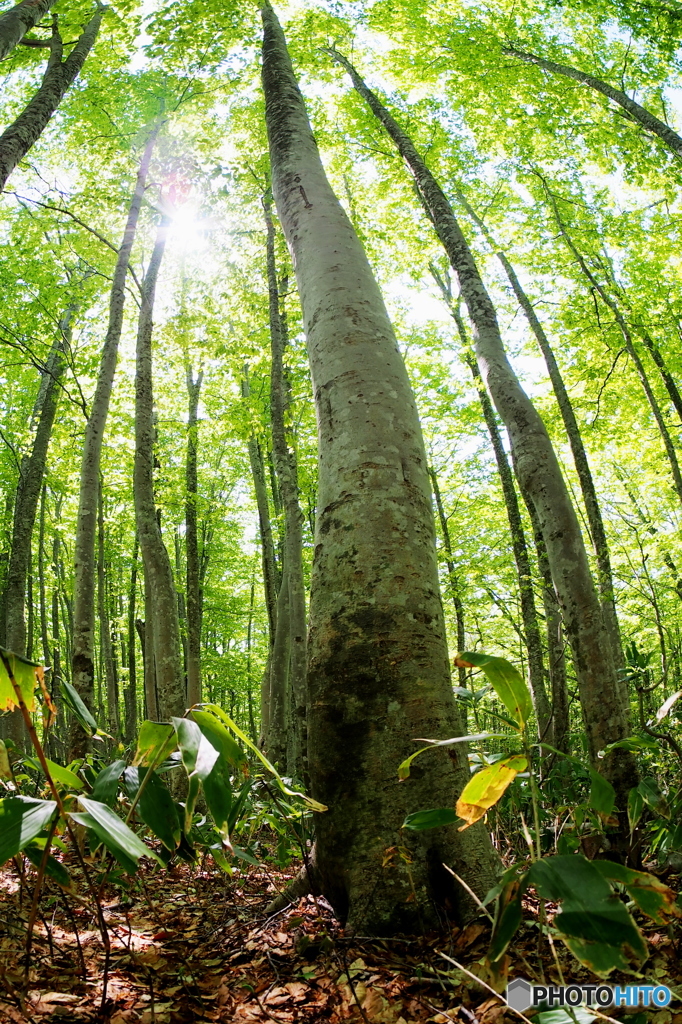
top-left (265, 845), bottom-right (320, 915)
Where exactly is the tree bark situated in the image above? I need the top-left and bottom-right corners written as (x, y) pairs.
top-left (2, 315), bottom-right (67, 747)
top-left (504, 45), bottom-right (682, 162)
top-left (185, 367), bottom-right (203, 707)
top-left (0, 0), bottom-right (56, 62)
top-left (0, 7), bottom-right (102, 190)
top-left (264, 196), bottom-right (307, 779)
top-left (263, 2), bottom-right (498, 934)
top-left (97, 481), bottom-right (119, 738)
top-left (133, 216), bottom-right (185, 723)
top-left (70, 126), bottom-right (159, 758)
top-left (428, 466), bottom-right (467, 690)
top-left (124, 534), bottom-right (139, 741)
top-left (456, 195), bottom-right (625, 674)
top-left (328, 49), bottom-right (636, 806)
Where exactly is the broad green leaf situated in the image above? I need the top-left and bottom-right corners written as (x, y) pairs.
top-left (592, 860), bottom-right (680, 924)
top-left (203, 704), bottom-right (327, 812)
top-left (588, 770), bottom-right (615, 816)
top-left (0, 796), bottom-right (58, 864)
top-left (628, 785), bottom-right (644, 831)
top-left (402, 808), bottom-right (460, 830)
top-left (0, 646), bottom-right (41, 712)
top-left (133, 720), bottom-right (177, 767)
top-left (24, 842), bottom-right (72, 889)
top-left (25, 755), bottom-right (84, 791)
top-left (455, 652), bottom-right (532, 729)
top-left (123, 767), bottom-right (180, 851)
top-left (70, 811), bottom-right (138, 874)
top-left (456, 755), bottom-right (527, 827)
top-left (60, 679), bottom-right (102, 738)
top-left (71, 797), bottom-right (163, 867)
top-left (528, 855), bottom-right (647, 973)
top-left (191, 710), bottom-right (245, 766)
top-left (91, 760), bottom-right (126, 806)
top-left (638, 777), bottom-right (669, 818)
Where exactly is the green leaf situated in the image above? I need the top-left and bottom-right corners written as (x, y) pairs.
top-left (0, 796), bottom-right (58, 864)
top-left (592, 860), bottom-right (679, 924)
top-left (24, 842), bottom-right (72, 889)
top-left (528, 855), bottom-right (647, 974)
top-left (0, 646), bottom-right (41, 713)
top-left (456, 755), bottom-right (527, 827)
top-left (402, 808), bottom-right (460, 830)
top-left (133, 720), bottom-right (177, 767)
top-left (588, 770), bottom-right (615, 816)
top-left (488, 875), bottom-right (525, 962)
top-left (91, 760), bottom-right (126, 806)
top-left (638, 777), bottom-right (669, 818)
top-left (203, 704), bottom-right (327, 812)
top-left (25, 755), bottom-right (84, 791)
top-left (70, 811), bottom-right (138, 874)
top-left (123, 767), bottom-right (180, 851)
top-left (628, 785), bottom-right (644, 831)
top-left (455, 652), bottom-right (532, 729)
top-left (71, 797), bottom-right (164, 868)
top-left (398, 733), bottom-right (501, 780)
top-left (191, 710), bottom-right (245, 766)
top-left (60, 679), bottom-right (102, 738)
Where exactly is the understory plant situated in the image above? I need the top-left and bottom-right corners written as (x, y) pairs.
top-left (400, 651), bottom-right (681, 1003)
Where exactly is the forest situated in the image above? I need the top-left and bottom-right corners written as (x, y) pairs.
top-left (1, 0), bottom-right (682, 1020)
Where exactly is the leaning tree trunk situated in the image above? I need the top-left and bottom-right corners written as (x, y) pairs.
top-left (70, 126), bottom-right (159, 758)
top-left (456, 194), bottom-right (625, 675)
top-left (2, 317), bottom-right (67, 747)
top-left (262, 0), bottom-right (498, 934)
top-left (328, 49), bottom-right (636, 808)
top-left (0, 7), bottom-right (102, 190)
top-left (504, 45), bottom-right (682, 162)
top-left (133, 217), bottom-right (185, 723)
top-left (264, 196), bottom-right (307, 779)
top-left (185, 367), bottom-right (203, 708)
top-left (0, 0), bottom-right (57, 62)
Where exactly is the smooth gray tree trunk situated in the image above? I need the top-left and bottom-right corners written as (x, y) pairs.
top-left (263, 2), bottom-right (498, 933)
top-left (185, 367), bottom-right (203, 708)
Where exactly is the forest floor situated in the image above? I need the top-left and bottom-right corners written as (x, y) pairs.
top-left (0, 857), bottom-right (681, 1024)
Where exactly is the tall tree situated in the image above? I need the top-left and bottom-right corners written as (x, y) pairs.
top-left (261, 0), bottom-right (498, 933)
top-left (328, 48), bottom-right (637, 810)
top-left (0, 6), bottom-right (103, 190)
top-left (0, 0), bottom-right (57, 62)
top-left (185, 366), bottom-right (203, 708)
top-left (70, 127), bottom-right (159, 756)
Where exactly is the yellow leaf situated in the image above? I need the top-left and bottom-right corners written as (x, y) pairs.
top-left (456, 755), bottom-right (527, 828)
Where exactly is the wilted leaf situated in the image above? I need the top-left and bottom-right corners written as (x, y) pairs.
top-left (0, 646), bottom-right (41, 712)
top-left (592, 860), bottom-right (680, 924)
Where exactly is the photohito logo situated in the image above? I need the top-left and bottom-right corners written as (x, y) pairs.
top-left (506, 977), bottom-right (672, 1012)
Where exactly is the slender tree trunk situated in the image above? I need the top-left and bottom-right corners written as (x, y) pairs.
top-left (268, 552), bottom-right (290, 767)
top-left (97, 482), bottom-right (119, 737)
top-left (185, 367), bottom-right (203, 707)
top-left (38, 483), bottom-right (50, 668)
top-left (264, 196), bottom-right (307, 779)
top-left (263, 2), bottom-right (497, 933)
top-left (456, 197), bottom-right (625, 674)
top-left (0, 0), bottom-right (57, 62)
top-left (0, 8), bottom-right (103, 190)
top-left (428, 466), bottom-right (467, 687)
top-left (328, 49), bottom-right (636, 806)
top-left (2, 316), bottom-right (67, 746)
top-left (70, 126), bottom-right (159, 757)
top-left (133, 216), bottom-right (185, 722)
top-left (504, 45), bottom-right (682, 162)
top-left (546, 186), bottom-right (682, 509)
top-left (125, 534), bottom-right (138, 740)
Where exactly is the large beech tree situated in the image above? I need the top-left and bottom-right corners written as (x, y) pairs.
top-left (261, 0), bottom-right (498, 932)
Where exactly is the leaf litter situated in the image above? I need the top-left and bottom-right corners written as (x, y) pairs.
top-left (0, 857), bottom-right (681, 1024)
